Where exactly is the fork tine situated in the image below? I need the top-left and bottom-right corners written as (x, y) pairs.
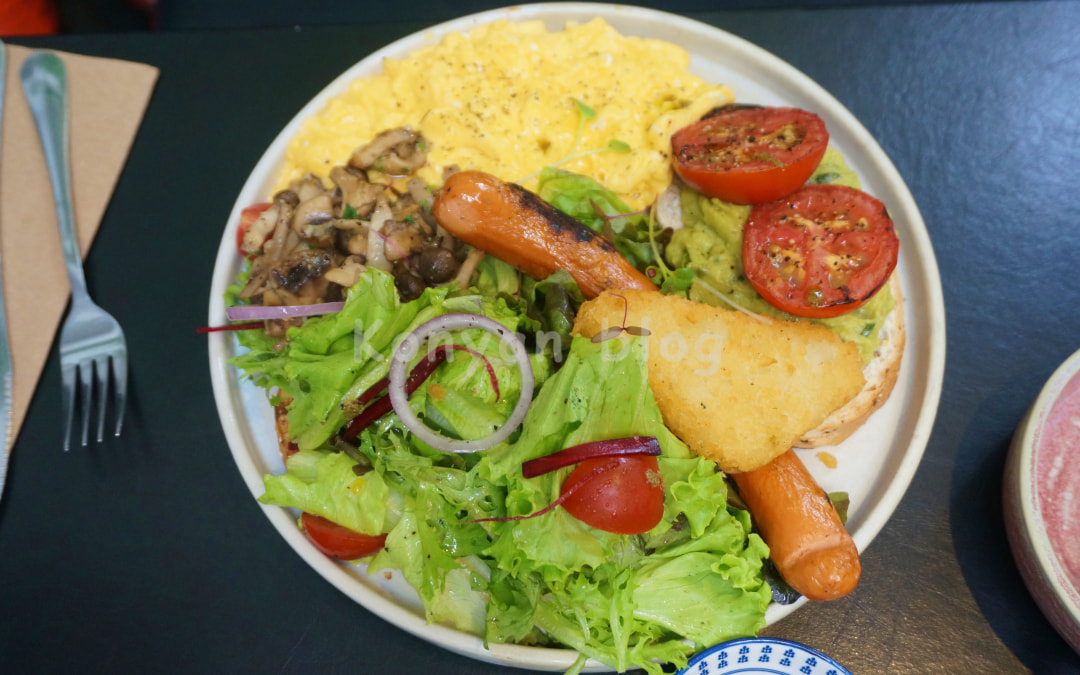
top-left (78, 363), bottom-right (92, 447)
top-left (93, 355), bottom-right (110, 443)
top-left (61, 362), bottom-right (76, 452)
top-left (112, 350), bottom-right (127, 437)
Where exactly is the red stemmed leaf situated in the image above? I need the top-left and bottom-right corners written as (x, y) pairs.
top-left (521, 436), bottom-right (660, 478)
top-left (588, 293), bottom-right (649, 343)
top-left (343, 344), bottom-right (500, 441)
top-left (196, 321), bottom-right (264, 334)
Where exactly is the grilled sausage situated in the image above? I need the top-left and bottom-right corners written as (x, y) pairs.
top-left (732, 449), bottom-right (860, 601)
top-left (432, 170), bottom-right (656, 299)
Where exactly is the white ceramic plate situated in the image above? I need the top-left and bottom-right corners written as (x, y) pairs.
top-left (207, 3), bottom-right (946, 671)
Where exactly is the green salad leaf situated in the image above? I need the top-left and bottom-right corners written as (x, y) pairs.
top-left (536, 168), bottom-right (659, 272)
top-left (231, 269), bottom-right (543, 451)
top-left (254, 316), bottom-right (769, 674)
top-left (236, 184), bottom-right (771, 674)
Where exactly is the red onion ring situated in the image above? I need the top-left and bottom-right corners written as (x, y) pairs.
top-left (388, 313), bottom-right (534, 453)
top-left (225, 302), bottom-right (345, 321)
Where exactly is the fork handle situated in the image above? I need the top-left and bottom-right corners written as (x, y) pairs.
top-left (21, 52), bottom-right (89, 304)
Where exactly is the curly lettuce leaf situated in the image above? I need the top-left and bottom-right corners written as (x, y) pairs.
top-left (259, 444), bottom-right (398, 536)
top-left (247, 280), bottom-right (769, 674)
top-left (471, 256), bottom-right (584, 363)
top-left (229, 268), bottom-right (543, 451)
top-left (475, 337), bottom-right (769, 672)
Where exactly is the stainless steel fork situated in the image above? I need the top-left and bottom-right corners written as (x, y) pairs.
top-left (22, 52), bottom-right (128, 451)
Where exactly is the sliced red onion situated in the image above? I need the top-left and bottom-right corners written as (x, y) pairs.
top-left (520, 436), bottom-right (661, 479)
top-left (388, 313), bottom-right (533, 453)
top-left (225, 302), bottom-right (345, 322)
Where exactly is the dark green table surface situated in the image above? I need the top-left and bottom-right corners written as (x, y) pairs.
top-left (1, 2), bottom-right (1079, 673)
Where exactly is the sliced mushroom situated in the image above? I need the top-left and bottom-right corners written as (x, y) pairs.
top-left (331, 218), bottom-right (368, 232)
top-left (263, 190), bottom-right (301, 263)
top-left (406, 177), bottom-right (437, 228)
top-left (365, 196), bottom-right (394, 272)
top-left (292, 192), bottom-right (336, 247)
top-left (330, 166), bottom-right (383, 219)
top-left (381, 219), bottom-right (425, 263)
top-left (239, 190), bottom-right (300, 301)
top-left (264, 249), bottom-right (343, 307)
top-left (270, 249), bottom-right (336, 294)
top-left (349, 128), bottom-right (427, 175)
top-left (237, 276), bottom-right (266, 303)
top-left (291, 174), bottom-right (326, 203)
top-left (344, 230), bottom-right (369, 256)
top-left (436, 224), bottom-right (456, 251)
top-left (241, 203), bottom-right (279, 253)
top-left (324, 255), bottom-right (367, 288)
top-left (393, 204), bottom-right (430, 233)
top-left (333, 218), bottom-right (369, 255)
top-left (237, 128), bottom-right (479, 311)
top-left (406, 177), bottom-right (432, 207)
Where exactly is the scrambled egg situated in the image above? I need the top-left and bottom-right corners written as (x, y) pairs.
top-left (277, 17), bottom-right (732, 209)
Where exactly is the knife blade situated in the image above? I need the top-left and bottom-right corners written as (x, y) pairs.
top-left (0, 39), bottom-right (13, 502)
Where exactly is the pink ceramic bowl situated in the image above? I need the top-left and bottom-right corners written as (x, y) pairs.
top-left (1004, 347), bottom-right (1080, 655)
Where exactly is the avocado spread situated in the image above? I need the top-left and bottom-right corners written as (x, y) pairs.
top-left (665, 146), bottom-right (895, 365)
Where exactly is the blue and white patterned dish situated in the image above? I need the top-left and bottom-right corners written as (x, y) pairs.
top-left (678, 637), bottom-right (853, 675)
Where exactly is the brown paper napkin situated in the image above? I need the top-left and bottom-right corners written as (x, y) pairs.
top-left (2, 45), bottom-right (158, 456)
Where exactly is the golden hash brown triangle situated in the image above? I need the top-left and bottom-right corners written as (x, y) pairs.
top-left (573, 290), bottom-right (865, 472)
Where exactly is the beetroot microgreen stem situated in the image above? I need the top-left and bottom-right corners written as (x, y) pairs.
top-left (343, 344), bottom-right (500, 441)
top-left (196, 321), bottom-right (264, 334)
top-left (520, 436), bottom-right (660, 479)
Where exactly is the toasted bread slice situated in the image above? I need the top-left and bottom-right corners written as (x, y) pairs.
top-left (656, 179), bottom-right (906, 452)
top-left (794, 274), bottom-right (905, 448)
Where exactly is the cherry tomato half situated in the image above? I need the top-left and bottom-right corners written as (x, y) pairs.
top-left (236, 202), bottom-right (272, 255)
top-left (300, 513), bottom-right (387, 560)
top-left (560, 455), bottom-right (664, 535)
top-left (671, 105), bottom-right (829, 205)
top-left (742, 184), bottom-right (899, 319)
